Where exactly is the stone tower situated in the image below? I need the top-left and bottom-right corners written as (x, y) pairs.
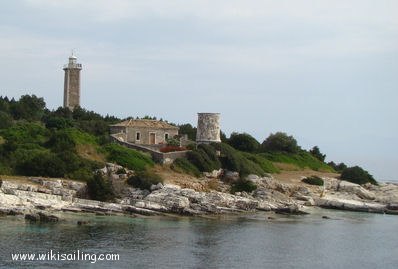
top-left (63, 53), bottom-right (82, 110)
top-left (196, 113), bottom-right (221, 144)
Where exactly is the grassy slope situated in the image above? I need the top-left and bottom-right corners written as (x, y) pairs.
top-left (259, 151), bottom-right (334, 172)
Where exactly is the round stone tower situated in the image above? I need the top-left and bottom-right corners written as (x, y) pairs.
top-left (196, 113), bottom-right (221, 144)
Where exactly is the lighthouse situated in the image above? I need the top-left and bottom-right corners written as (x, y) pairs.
top-left (63, 52), bottom-right (82, 110)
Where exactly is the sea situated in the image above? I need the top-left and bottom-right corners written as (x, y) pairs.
top-left (0, 208), bottom-right (397, 269)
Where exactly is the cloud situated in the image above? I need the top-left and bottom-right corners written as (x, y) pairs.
top-left (1, 1), bottom-right (397, 180)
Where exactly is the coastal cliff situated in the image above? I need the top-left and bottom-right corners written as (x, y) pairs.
top-left (1, 166), bottom-right (398, 221)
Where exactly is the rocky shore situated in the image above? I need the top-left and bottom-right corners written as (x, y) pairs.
top-left (1, 166), bottom-right (398, 222)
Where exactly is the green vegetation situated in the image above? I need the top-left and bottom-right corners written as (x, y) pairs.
top-left (242, 153), bottom-right (280, 174)
top-left (0, 94), bottom-right (378, 192)
top-left (218, 143), bottom-right (264, 177)
top-left (102, 143), bottom-right (154, 172)
top-left (178, 124), bottom-right (197, 141)
top-left (261, 132), bottom-right (300, 154)
top-left (166, 137), bottom-right (180, 146)
top-left (127, 170), bottom-right (164, 191)
top-left (186, 144), bottom-right (221, 172)
top-left (328, 161), bottom-right (347, 172)
top-left (0, 95), bottom-right (152, 183)
top-left (309, 146), bottom-right (326, 162)
top-left (230, 179), bottom-right (257, 193)
top-left (180, 142), bottom-right (271, 177)
top-left (341, 166), bottom-right (378, 185)
top-left (227, 132), bottom-right (260, 153)
top-left (171, 158), bottom-right (201, 177)
top-left (86, 172), bottom-right (115, 201)
top-left (259, 151), bottom-right (333, 172)
top-left (302, 176), bottom-right (324, 186)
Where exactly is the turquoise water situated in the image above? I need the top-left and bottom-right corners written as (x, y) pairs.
top-left (1, 209), bottom-right (397, 269)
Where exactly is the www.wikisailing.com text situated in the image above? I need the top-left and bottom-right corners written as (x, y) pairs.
top-left (11, 250), bottom-right (120, 264)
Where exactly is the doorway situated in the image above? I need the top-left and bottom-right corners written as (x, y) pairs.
top-left (149, 133), bottom-right (156, 145)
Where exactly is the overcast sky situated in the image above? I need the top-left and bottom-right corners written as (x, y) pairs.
top-left (1, 0), bottom-right (397, 181)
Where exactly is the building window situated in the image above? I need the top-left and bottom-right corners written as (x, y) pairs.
top-left (165, 133), bottom-right (169, 140)
top-left (136, 132), bottom-right (141, 141)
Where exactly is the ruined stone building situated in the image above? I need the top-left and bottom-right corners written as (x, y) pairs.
top-left (196, 113), bottom-right (221, 144)
top-left (63, 53), bottom-right (82, 110)
top-left (110, 119), bottom-right (179, 145)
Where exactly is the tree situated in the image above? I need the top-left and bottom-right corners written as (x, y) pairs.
top-left (178, 123), bottom-right (197, 141)
top-left (328, 161), bottom-right (347, 172)
top-left (261, 132), bottom-right (299, 153)
top-left (0, 111), bottom-right (13, 129)
top-left (46, 130), bottom-right (76, 152)
top-left (309, 146), bottom-right (326, 162)
top-left (0, 96), bottom-right (10, 113)
top-left (341, 166), bottom-right (377, 185)
top-left (16, 151), bottom-right (66, 178)
top-left (87, 172), bottom-right (115, 201)
top-left (10, 95), bottom-right (46, 121)
top-left (227, 132), bottom-right (260, 153)
top-left (220, 130), bottom-right (228, 142)
top-left (44, 116), bottom-right (73, 130)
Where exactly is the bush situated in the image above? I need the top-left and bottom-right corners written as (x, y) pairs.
top-left (218, 143), bottom-right (264, 177)
top-left (242, 153), bottom-right (280, 174)
top-left (103, 143), bottom-right (154, 171)
top-left (16, 151), bottom-right (66, 178)
top-left (44, 116), bottom-right (73, 130)
top-left (116, 167), bottom-right (127, 174)
top-left (261, 132), bottom-right (299, 153)
top-left (341, 166), bottom-right (377, 185)
top-left (87, 172), bottom-right (115, 201)
top-left (227, 132), bottom-right (260, 153)
top-left (0, 122), bottom-right (48, 145)
top-left (302, 176), bottom-right (324, 186)
top-left (231, 179), bottom-right (257, 193)
top-left (186, 145), bottom-right (221, 172)
top-left (198, 144), bottom-right (221, 166)
top-left (259, 151), bottom-right (334, 172)
top-left (166, 138), bottom-right (180, 146)
top-left (10, 95), bottom-right (46, 121)
top-left (309, 146), bottom-right (326, 162)
top-left (178, 124), bottom-right (197, 141)
top-left (127, 170), bottom-right (163, 190)
top-left (46, 130), bottom-right (76, 153)
top-left (328, 161), bottom-right (347, 172)
top-left (171, 158), bottom-right (201, 177)
top-left (0, 111), bottom-right (13, 129)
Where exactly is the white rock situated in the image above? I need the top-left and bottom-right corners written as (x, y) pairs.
top-left (223, 171), bottom-right (239, 182)
top-left (246, 174), bottom-right (260, 183)
top-left (338, 181), bottom-right (376, 200)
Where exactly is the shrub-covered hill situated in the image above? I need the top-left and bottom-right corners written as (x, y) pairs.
top-left (0, 95), bottom-right (377, 186)
top-left (0, 95), bottom-right (153, 180)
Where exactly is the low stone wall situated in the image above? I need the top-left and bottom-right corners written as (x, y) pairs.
top-left (110, 134), bottom-right (189, 164)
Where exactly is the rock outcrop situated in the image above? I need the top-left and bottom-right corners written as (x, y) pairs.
top-left (1, 172), bottom-right (398, 219)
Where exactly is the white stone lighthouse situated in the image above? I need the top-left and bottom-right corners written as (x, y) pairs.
top-left (63, 52), bottom-right (82, 110)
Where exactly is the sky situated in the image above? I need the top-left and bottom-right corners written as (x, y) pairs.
top-left (0, 0), bottom-right (397, 181)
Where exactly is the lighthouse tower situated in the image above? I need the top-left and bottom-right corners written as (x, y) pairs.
top-left (63, 52), bottom-right (82, 110)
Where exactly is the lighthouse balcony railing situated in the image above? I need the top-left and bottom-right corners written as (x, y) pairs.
top-left (63, 63), bottom-right (82, 69)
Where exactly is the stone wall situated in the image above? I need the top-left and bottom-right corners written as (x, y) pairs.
top-left (111, 126), bottom-right (178, 145)
top-left (110, 134), bottom-right (189, 164)
top-left (126, 127), bottom-right (178, 145)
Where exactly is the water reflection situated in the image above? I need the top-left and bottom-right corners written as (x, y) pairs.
top-left (1, 211), bottom-right (398, 269)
